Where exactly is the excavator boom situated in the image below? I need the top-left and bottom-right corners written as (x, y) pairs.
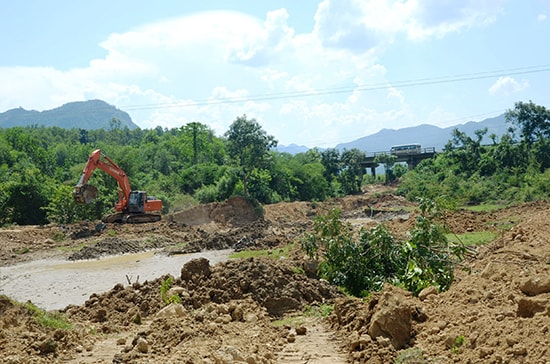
top-left (74, 149), bottom-right (162, 223)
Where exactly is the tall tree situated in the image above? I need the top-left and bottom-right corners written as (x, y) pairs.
top-left (224, 115), bottom-right (277, 196)
top-left (506, 101), bottom-right (550, 146)
top-left (339, 148), bottom-right (366, 194)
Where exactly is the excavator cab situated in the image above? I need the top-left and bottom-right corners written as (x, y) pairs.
top-left (127, 191), bottom-right (146, 213)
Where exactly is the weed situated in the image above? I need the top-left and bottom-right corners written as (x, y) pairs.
top-left (15, 247), bottom-right (30, 254)
top-left (451, 335), bottom-right (465, 354)
top-left (304, 304), bottom-right (334, 318)
top-left (229, 243), bottom-right (295, 260)
top-left (107, 229), bottom-right (117, 236)
top-left (51, 231), bottom-right (66, 242)
top-left (24, 301), bottom-right (72, 330)
top-left (446, 231), bottom-right (496, 246)
top-left (159, 276), bottom-right (182, 305)
top-left (394, 347), bottom-right (426, 363)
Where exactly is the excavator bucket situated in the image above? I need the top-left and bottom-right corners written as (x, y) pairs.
top-left (73, 184), bottom-right (99, 204)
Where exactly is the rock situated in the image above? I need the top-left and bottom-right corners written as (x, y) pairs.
top-left (117, 337), bottom-right (126, 345)
top-left (38, 338), bottom-right (57, 354)
top-left (136, 337), bottom-right (149, 353)
top-left (517, 297), bottom-right (548, 318)
top-left (230, 305), bottom-right (244, 322)
top-left (519, 275), bottom-right (550, 296)
top-left (295, 326), bottom-right (307, 335)
top-left (418, 286), bottom-right (438, 301)
top-left (181, 257), bottom-right (211, 282)
top-left (368, 291), bottom-right (412, 349)
top-left (168, 286), bottom-right (189, 298)
top-left (156, 303), bottom-right (186, 318)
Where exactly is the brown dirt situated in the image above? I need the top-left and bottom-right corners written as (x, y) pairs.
top-left (1, 191), bottom-right (550, 363)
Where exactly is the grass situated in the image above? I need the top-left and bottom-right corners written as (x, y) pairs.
top-left (56, 242), bottom-right (89, 252)
top-left (229, 243), bottom-right (295, 260)
top-left (304, 304), bottom-right (334, 318)
top-left (446, 231), bottom-right (496, 246)
top-left (490, 216), bottom-right (520, 231)
top-left (394, 347), bottom-right (426, 363)
top-left (272, 304), bottom-right (334, 328)
top-left (24, 301), bottom-right (72, 330)
top-left (15, 247), bottom-right (30, 254)
top-left (462, 203), bottom-right (507, 212)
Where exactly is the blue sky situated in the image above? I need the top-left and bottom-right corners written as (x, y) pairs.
top-left (1, 0), bottom-right (549, 148)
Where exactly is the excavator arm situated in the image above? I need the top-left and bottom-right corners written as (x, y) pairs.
top-left (74, 149), bottom-right (131, 212)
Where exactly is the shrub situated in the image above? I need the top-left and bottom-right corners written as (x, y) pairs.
top-left (301, 197), bottom-right (465, 297)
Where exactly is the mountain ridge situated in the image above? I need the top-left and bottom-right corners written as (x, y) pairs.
top-left (1, 99), bottom-right (508, 153)
top-left (0, 100), bottom-right (138, 130)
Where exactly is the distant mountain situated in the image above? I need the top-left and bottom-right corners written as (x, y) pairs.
top-left (335, 114), bottom-right (508, 153)
top-left (0, 100), bottom-right (139, 130)
top-left (277, 143), bottom-right (310, 154)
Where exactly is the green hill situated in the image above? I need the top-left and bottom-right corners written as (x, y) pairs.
top-left (0, 100), bottom-right (139, 130)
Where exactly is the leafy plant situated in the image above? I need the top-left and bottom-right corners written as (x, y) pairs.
top-left (301, 198), bottom-right (465, 297)
top-left (159, 276), bottom-right (182, 305)
top-left (394, 347), bottom-right (426, 363)
top-left (451, 335), bottom-right (465, 354)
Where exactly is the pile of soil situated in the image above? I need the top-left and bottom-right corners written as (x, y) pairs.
top-left (1, 189), bottom-right (550, 363)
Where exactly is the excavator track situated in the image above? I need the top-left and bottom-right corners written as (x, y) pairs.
top-left (102, 212), bottom-right (161, 224)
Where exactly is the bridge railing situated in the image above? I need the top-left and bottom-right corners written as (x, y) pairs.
top-left (364, 147), bottom-right (436, 159)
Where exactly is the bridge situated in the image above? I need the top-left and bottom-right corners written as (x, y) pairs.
top-left (361, 147), bottom-right (436, 177)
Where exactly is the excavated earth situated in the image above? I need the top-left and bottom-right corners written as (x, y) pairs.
top-left (1, 188), bottom-right (550, 363)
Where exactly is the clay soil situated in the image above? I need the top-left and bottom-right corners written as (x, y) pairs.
top-left (1, 187), bottom-right (550, 363)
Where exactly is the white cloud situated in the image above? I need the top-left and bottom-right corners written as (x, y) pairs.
top-left (0, 2), bottom-right (522, 148)
top-left (538, 13), bottom-right (547, 22)
top-left (312, 0), bottom-right (504, 49)
top-left (489, 76), bottom-right (529, 96)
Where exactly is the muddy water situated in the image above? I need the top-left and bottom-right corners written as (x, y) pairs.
top-left (0, 249), bottom-right (233, 311)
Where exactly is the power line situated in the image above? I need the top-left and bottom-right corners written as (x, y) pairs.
top-left (119, 64), bottom-right (550, 111)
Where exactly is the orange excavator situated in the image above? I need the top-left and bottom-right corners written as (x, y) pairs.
top-left (73, 149), bottom-right (162, 223)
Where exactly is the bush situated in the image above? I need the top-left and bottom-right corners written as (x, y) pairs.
top-left (301, 197), bottom-right (465, 297)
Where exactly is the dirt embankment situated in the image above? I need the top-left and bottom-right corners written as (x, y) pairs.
top-left (1, 191), bottom-right (550, 363)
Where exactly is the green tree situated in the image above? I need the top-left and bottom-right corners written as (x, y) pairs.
top-left (224, 115), bottom-right (277, 196)
top-left (320, 148), bottom-right (341, 183)
top-left (339, 148), bottom-right (366, 194)
top-left (506, 100), bottom-right (550, 146)
top-left (374, 153), bottom-right (398, 184)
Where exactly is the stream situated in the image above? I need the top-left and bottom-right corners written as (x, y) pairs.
top-left (0, 249), bottom-right (233, 311)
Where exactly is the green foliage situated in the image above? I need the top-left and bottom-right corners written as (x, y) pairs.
top-left (159, 276), bottom-right (182, 305)
top-left (304, 304), bottom-right (334, 318)
top-left (451, 335), bottom-right (465, 354)
top-left (24, 301), bottom-right (72, 330)
top-left (374, 153), bottom-right (398, 184)
top-left (3, 101), bottom-right (550, 226)
top-left (401, 198), bottom-right (465, 295)
top-left (301, 198), bottom-right (465, 297)
top-left (43, 185), bottom-right (80, 224)
top-left (446, 231), bottom-right (496, 246)
top-left (224, 115), bottom-right (277, 195)
top-left (394, 348), bottom-right (426, 364)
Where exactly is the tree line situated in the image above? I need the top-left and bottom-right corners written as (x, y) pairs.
top-left (399, 101), bottom-right (550, 206)
top-left (1, 101), bottom-right (549, 226)
top-left (0, 115), bottom-right (368, 225)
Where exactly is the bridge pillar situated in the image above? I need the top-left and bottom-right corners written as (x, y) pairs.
top-left (370, 166), bottom-right (376, 178)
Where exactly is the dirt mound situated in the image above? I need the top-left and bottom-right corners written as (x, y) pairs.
top-left (3, 189), bottom-right (550, 363)
top-left (328, 203), bottom-right (550, 363)
top-left (57, 257), bottom-right (342, 363)
top-left (167, 196), bottom-right (261, 228)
